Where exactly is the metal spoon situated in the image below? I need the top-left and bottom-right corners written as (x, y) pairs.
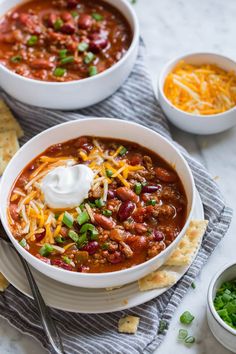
top-left (0, 221), bottom-right (65, 354)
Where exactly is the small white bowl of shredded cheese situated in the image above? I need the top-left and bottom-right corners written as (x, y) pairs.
top-left (158, 52), bottom-right (236, 135)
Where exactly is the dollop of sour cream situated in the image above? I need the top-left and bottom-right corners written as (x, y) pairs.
top-left (41, 164), bottom-right (94, 209)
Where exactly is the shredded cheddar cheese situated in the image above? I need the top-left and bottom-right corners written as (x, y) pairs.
top-left (164, 61), bottom-right (236, 115)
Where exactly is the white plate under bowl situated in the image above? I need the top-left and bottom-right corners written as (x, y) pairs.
top-left (0, 190), bottom-right (204, 314)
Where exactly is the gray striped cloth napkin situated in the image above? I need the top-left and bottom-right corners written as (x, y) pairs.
top-left (0, 41), bottom-right (232, 354)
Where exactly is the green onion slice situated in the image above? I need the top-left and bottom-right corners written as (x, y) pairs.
top-left (61, 56), bottom-right (74, 65)
top-left (77, 233), bottom-right (88, 248)
top-left (106, 169), bottom-right (113, 177)
top-left (84, 52), bottom-right (95, 64)
top-left (89, 65), bottom-right (97, 76)
top-left (178, 329), bottom-right (188, 340)
top-left (95, 198), bottom-right (105, 208)
top-left (78, 42), bottom-right (89, 52)
top-left (62, 211), bottom-right (74, 228)
top-left (80, 223), bottom-right (98, 239)
top-left (59, 49), bottom-right (68, 59)
top-left (180, 311), bottom-right (195, 325)
top-left (55, 236), bottom-right (66, 244)
top-left (39, 243), bottom-right (54, 257)
top-left (54, 18), bottom-right (64, 30)
top-left (185, 336), bottom-right (195, 344)
top-left (134, 183), bottom-right (142, 195)
top-left (19, 238), bottom-right (27, 248)
top-left (11, 55), bottom-right (22, 63)
top-left (147, 199), bottom-right (156, 206)
top-left (53, 67), bottom-right (66, 77)
top-left (102, 209), bottom-right (112, 217)
top-left (68, 230), bottom-right (79, 242)
top-left (77, 211), bottom-right (90, 225)
top-left (27, 35), bottom-right (38, 46)
top-left (119, 146), bottom-right (127, 156)
top-left (92, 13), bottom-right (104, 21)
top-left (62, 256), bottom-right (72, 264)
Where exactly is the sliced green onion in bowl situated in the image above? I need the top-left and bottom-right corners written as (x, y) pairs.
top-left (62, 211), bottom-right (74, 228)
top-left (78, 42), bottom-right (89, 52)
top-left (62, 256), bottom-right (72, 264)
top-left (19, 238), bottom-right (27, 248)
top-left (68, 230), bottom-right (79, 242)
top-left (27, 35), bottom-right (38, 46)
top-left (77, 211), bottom-right (90, 225)
top-left (102, 210), bottom-right (112, 217)
top-left (53, 67), bottom-right (66, 77)
top-left (92, 13), bottom-right (104, 21)
top-left (134, 183), bottom-right (142, 195)
top-left (119, 146), bottom-right (127, 156)
top-left (84, 52), bottom-right (95, 64)
top-left (54, 18), bottom-right (64, 30)
top-left (61, 56), bottom-right (74, 65)
top-left (89, 66), bottom-right (97, 77)
top-left (59, 49), bottom-right (68, 59)
top-left (11, 55), bottom-right (22, 63)
top-left (95, 198), bottom-right (105, 208)
top-left (39, 243), bottom-right (54, 257)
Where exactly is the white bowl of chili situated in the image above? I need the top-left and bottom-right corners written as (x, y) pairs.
top-left (158, 53), bottom-right (236, 135)
top-left (0, 0), bottom-right (139, 110)
top-left (0, 118), bottom-right (196, 288)
top-left (207, 262), bottom-right (236, 353)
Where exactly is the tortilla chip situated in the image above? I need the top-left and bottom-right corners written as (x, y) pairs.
top-left (0, 273), bottom-right (9, 292)
top-left (118, 315), bottom-right (140, 334)
top-left (0, 100), bottom-right (24, 138)
top-left (138, 269), bottom-right (177, 291)
top-left (0, 130), bottom-right (19, 175)
top-left (165, 220), bottom-right (208, 266)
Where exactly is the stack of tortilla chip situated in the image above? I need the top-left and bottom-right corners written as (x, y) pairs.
top-left (0, 100), bottom-right (24, 175)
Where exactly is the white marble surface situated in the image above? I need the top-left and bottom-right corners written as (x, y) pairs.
top-left (1, 0), bottom-right (236, 353)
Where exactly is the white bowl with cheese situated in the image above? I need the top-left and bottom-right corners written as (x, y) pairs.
top-left (0, 118), bottom-right (196, 288)
top-left (158, 53), bottom-right (236, 135)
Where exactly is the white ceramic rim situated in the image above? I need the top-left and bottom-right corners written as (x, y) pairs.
top-left (207, 262), bottom-right (236, 336)
top-left (0, 118), bottom-right (196, 280)
top-left (158, 52), bottom-right (236, 118)
top-left (0, 0), bottom-right (140, 86)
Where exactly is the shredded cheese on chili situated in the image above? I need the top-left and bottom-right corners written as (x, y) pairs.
top-left (164, 61), bottom-right (236, 115)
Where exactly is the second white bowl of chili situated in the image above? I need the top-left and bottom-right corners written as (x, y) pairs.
top-left (0, 118), bottom-right (196, 288)
top-left (0, 0), bottom-right (139, 110)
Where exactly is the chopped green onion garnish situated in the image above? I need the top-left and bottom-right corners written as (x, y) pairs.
top-left (180, 311), bottom-right (195, 325)
top-left (119, 146), bottom-right (127, 156)
top-left (78, 42), bottom-right (89, 52)
top-left (102, 210), bottom-right (112, 217)
top-left (214, 279), bottom-right (236, 330)
top-left (106, 169), bottom-right (113, 177)
top-left (11, 55), bottom-right (22, 63)
top-left (27, 35), bottom-right (38, 46)
top-left (19, 238), bottom-right (27, 248)
top-left (88, 201), bottom-right (96, 208)
top-left (71, 11), bottom-right (78, 18)
top-left (185, 336), bottom-right (195, 344)
top-left (61, 56), bottom-right (74, 65)
top-left (39, 243), bottom-right (54, 257)
top-left (77, 211), bottom-right (90, 225)
top-left (80, 223), bottom-right (98, 239)
top-left (59, 49), bottom-right (68, 59)
top-left (77, 233), bottom-right (88, 248)
top-left (62, 211), bottom-right (74, 228)
top-left (55, 236), bottom-right (66, 244)
top-left (158, 320), bottom-right (168, 334)
top-left (79, 204), bottom-right (85, 211)
top-left (102, 243), bottom-right (109, 250)
top-left (92, 13), bottom-right (104, 21)
top-left (178, 329), bottom-right (188, 340)
top-left (191, 282), bottom-right (196, 289)
top-left (68, 230), bottom-right (79, 242)
top-left (134, 183), bottom-right (142, 195)
top-left (84, 52), bottom-right (95, 64)
top-left (95, 198), bottom-right (105, 208)
top-left (62, 256), bottom-right (72, 264)
top-left (147, 199), bottom-right (156, 206)
top-left (53, 67), bottom-right (66, 77)
top-left (54, 18), bottom-right (64, 30)
top-left (89, 65), bottom-right (97, 76)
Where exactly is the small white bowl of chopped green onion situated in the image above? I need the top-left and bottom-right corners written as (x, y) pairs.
top-left (207, 262), bottom-right (236, 353)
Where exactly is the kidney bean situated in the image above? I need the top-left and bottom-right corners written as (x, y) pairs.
top-left (107, 251), bottom-right (123, 264)
top-left (116, 187), bottom-right (139, 203)
top-left (141, 185), bottom-right (161, 194)
top-left (67, 0), bottom-right (78, 9)
top-left (78, 14), bottom-right (92, 29)
top-left (9, 204), bottom-right (19, 221)
top-left (153, 230), bottom-right (164, 242)
top-left (118, 200), bottom-right (135, 221)
top-left (46, 13), bottom-right (57, 27)
top-left (126, 235), bottom-right (147, 251)
top-left (61, 22), bottom-right (76, 34)
top-left (107, 190), bottom-right (116, 199)
top-left (61, 11), bottom-right (73, 22)
top-left (82, 241), bottom-right (99, 255)
top-left (94, 213), bottom-right (115, 230)
top-left (35, 229), bottom-right (46, 242)
top-left (89, 38), bottom-right (108, 53)
top-left (29, 59), bottom-right (54, 70)
top-left (51, 258), bottom-right (73, 271)
top-left (155, 167), bottom-right (177, 183)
